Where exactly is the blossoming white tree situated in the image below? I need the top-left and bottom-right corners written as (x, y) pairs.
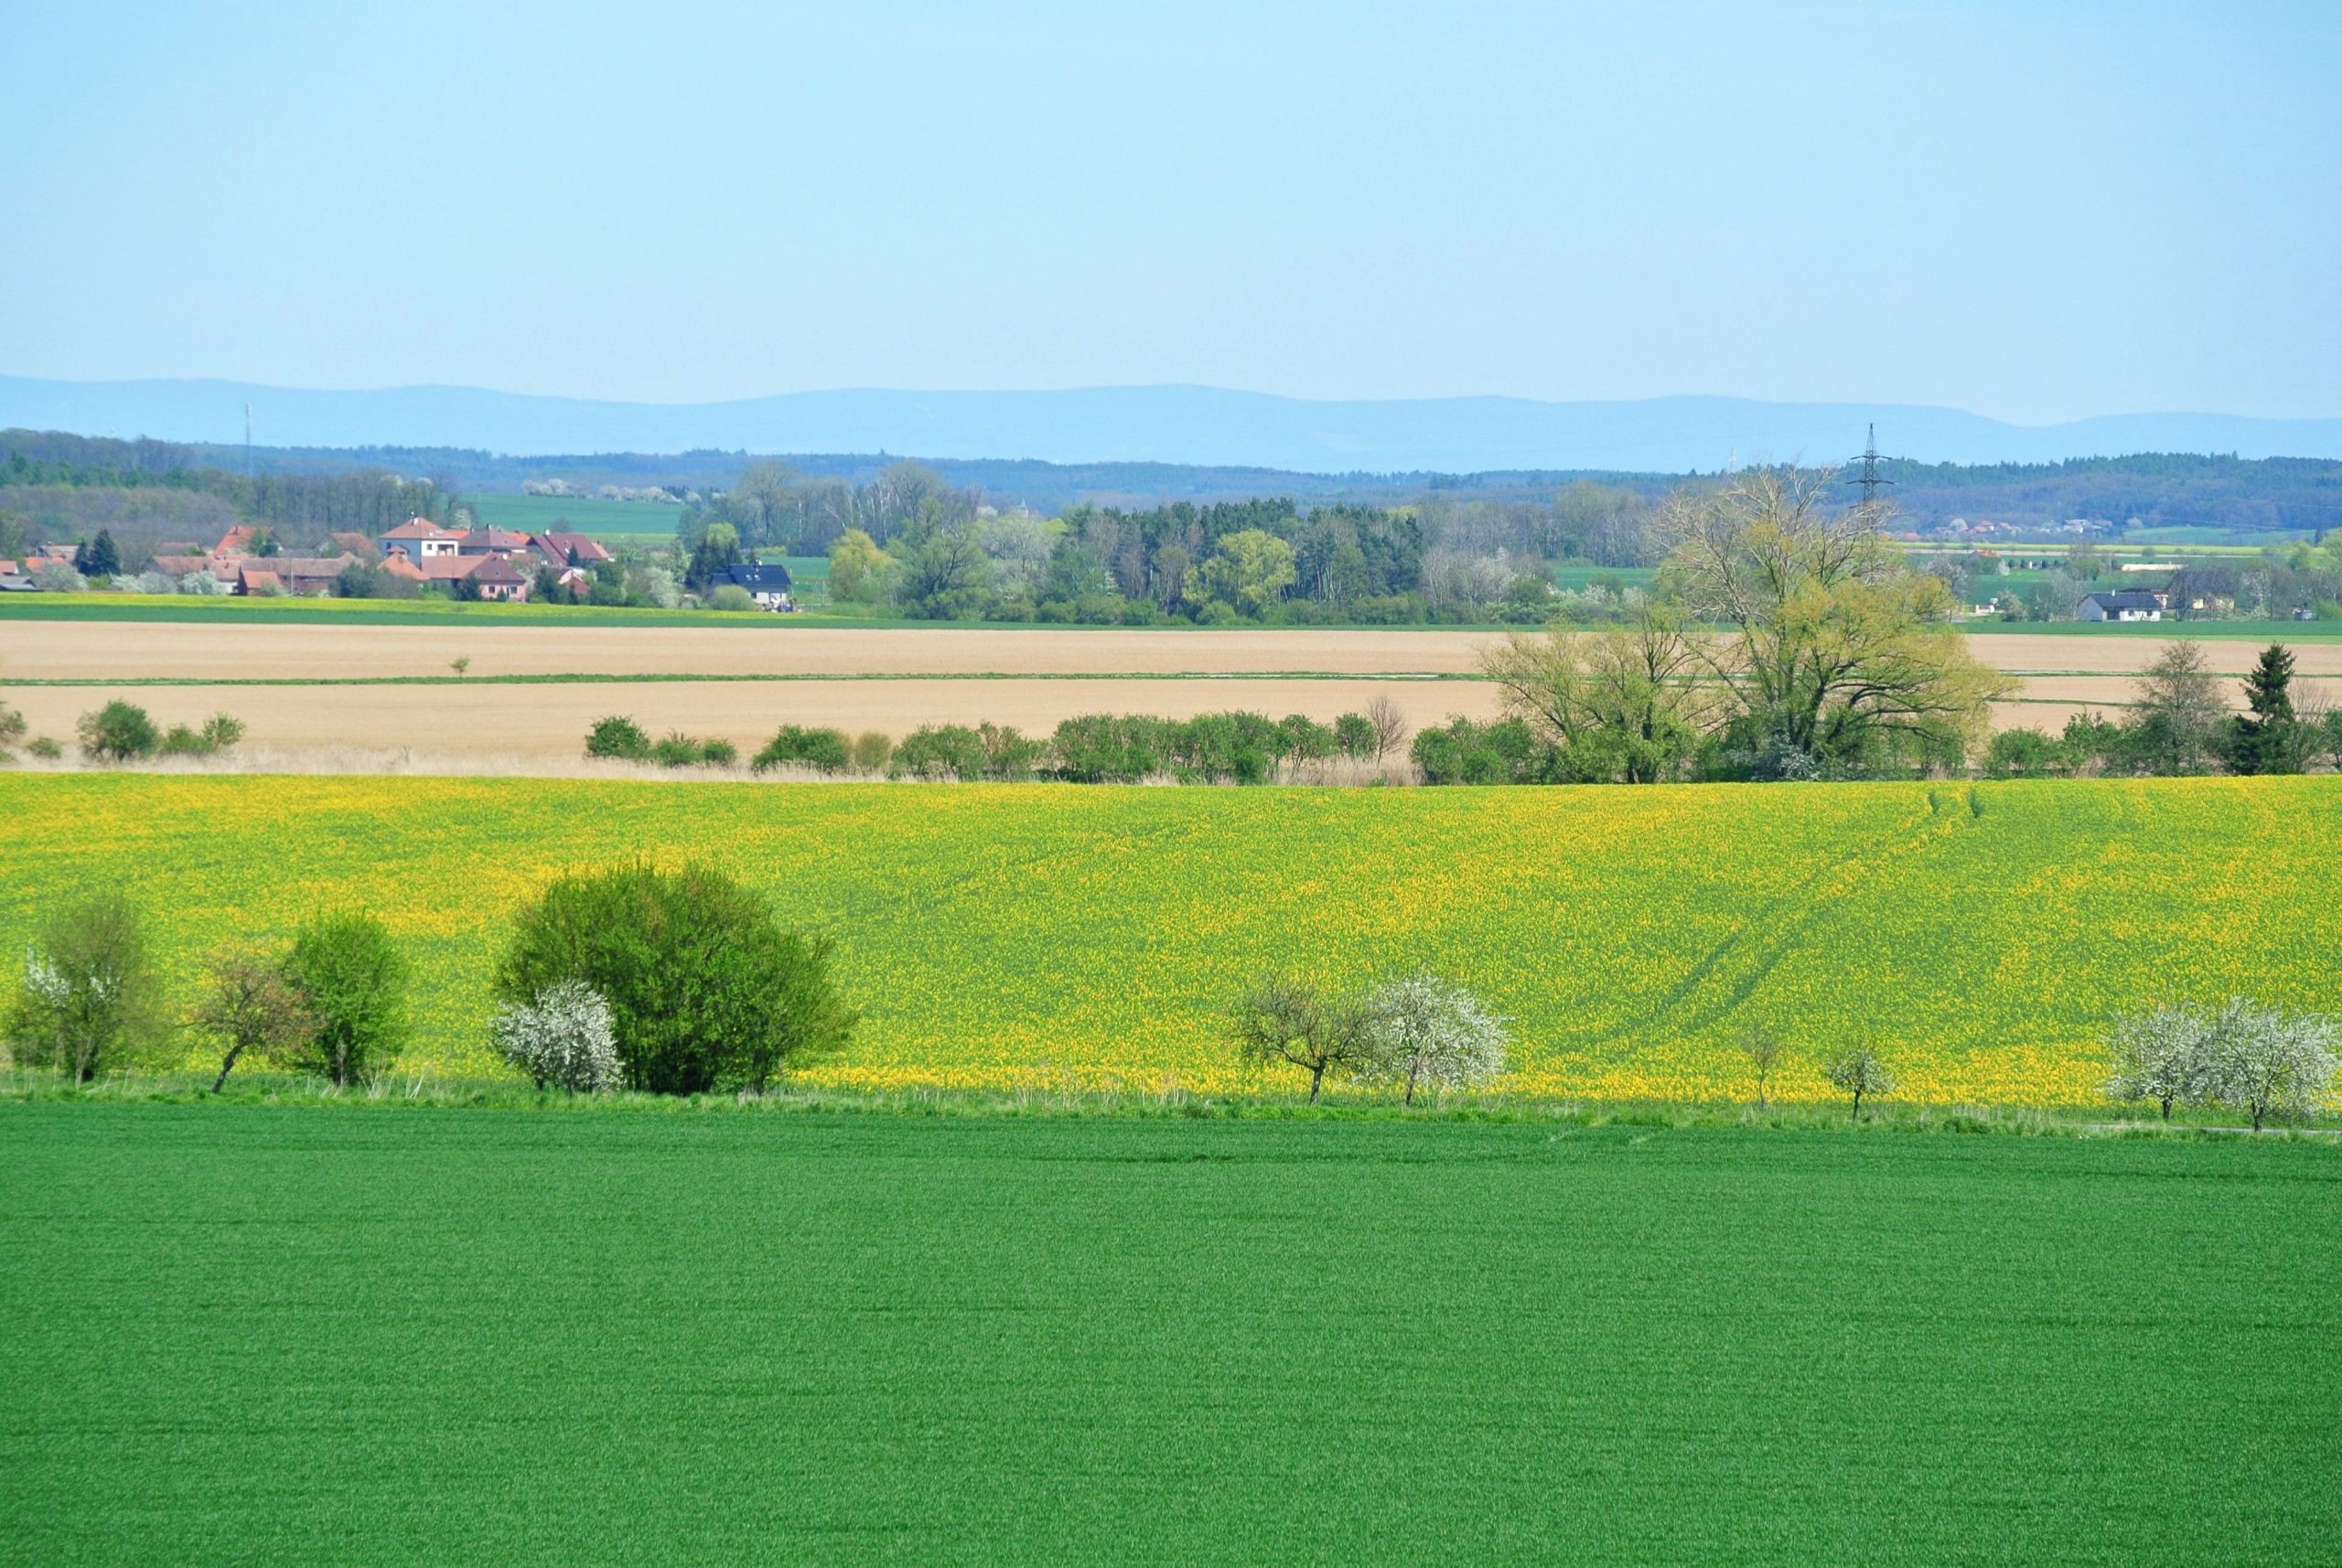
top-left (2199, 998), bottom-right (2337, 1131)
top-left (2103, 1003), bottom-right (2216, 1121)
top-left (494, 981), bottom-right (622, 1093)
top-left (1358, 973), bottom-right (1507, 1105)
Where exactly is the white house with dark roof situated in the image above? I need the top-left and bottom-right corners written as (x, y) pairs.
top-left (2077, 590), bottom-right (2166, 622)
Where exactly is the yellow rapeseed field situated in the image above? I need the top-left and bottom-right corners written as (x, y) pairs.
top-left (1, 773), bottom-right (2334, 1105)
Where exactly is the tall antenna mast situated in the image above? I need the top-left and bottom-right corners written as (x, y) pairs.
top-left (1848, 423), bottom-right (1892, 510)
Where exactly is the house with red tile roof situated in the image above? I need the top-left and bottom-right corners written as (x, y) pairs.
top-left (531, 532), bottom-right (613, 567)
top-left (235, 565), bottom-right (285, 596)
top-left (456, 528), bottom-right (532, 557)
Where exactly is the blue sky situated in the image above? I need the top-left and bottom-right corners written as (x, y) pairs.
top-left (4, 1), bottom-right (2337, 422)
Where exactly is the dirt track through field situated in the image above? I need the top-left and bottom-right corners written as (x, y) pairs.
top-left (5, 622), bottom-right (2337, 765)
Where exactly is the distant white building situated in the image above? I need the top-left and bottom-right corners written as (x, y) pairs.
top-left (2077, 590), bottom-right (2166, 623)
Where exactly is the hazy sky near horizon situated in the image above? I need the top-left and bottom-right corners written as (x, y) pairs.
top-left (5, 1), bottom-right (2337, 424)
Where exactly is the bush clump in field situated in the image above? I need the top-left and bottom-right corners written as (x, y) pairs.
top-left (0, 702), bottom-right (26, 762)
top-left (285, 913), bottom-right (410, 1087)
top-left (157, 713), bottom-right (246, 759)
top-left (1411, 716), bottom-right (1559, 785)
top-left (6, 892), bottom-right (167, 1080)
top-left (850, 731), bottom-right (893, 773)
top-left (890, 723), bottom-right (1041, 781)
top-left (191, 946), bottom-right (317, 1092)
top-left (707, 584), bottom-right (757, 613)
top-left (76, 700), bottom-right (160, 762)
top-left (493, 980), bottom-right (622, 1093)
top-left (753, 725), bottom-right (851, 775)
top-left (640, 731), bottom-right (737, 768)
top-left (497, 865), bottom-right (855, 1095)
top-left (586, 715), bottom-right (653, 761)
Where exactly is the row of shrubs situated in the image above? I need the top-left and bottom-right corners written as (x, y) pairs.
top-left (7, 865), bottom-right (854, 1098)
top-left (0, 700), bottom-right (245, 765)
top-left (586, 703), bottom-right (1413, 782)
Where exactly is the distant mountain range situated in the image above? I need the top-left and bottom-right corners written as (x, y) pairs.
top-left (5, 376), bottom-right (2340, 471)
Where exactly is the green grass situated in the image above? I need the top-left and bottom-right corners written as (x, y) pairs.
top-left (465, 491), bottom-right (684, 540)
top-left (1, 1101), bottom-right (2334, 1565)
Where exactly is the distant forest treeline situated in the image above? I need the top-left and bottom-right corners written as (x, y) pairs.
top-left (6, 428), bottom-right (2340, 553)
top-left (1878, 453), bottom-right (2342, 536)
top-left (0, 431), bottom-right (455, 543)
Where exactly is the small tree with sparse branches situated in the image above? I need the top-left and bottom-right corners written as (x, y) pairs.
top-left (1229, 974), bottom-right (1368, 1103)
top-left (2102, 1003), bottom-right (2214, 1121)
top-left (1357, 973), bottom-right (1507, 1104)
top-left (1363, 694), bottom-right (1409, 762)
top-left (1822, 1047), bottom-right (1894, 1121)
top-left (1738, 1026), bottom-right (1786, 1110)
top-left (192, 948), bottom-right (317, 1092)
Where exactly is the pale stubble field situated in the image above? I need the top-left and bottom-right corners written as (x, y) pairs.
top-left (2, 621), bottom-right (2334, 767)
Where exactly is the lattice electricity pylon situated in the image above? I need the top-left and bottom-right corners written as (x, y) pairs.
top-left (1846, 423), bottom-right (1893, 510)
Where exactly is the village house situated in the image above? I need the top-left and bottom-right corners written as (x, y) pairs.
top-left (530, 532), bottom-right (613, 568)
top-left (2077, 589), bottom-right (2167, 623)
top-left (416, 553), bottom-right (532, 601)
top-left (720, 561), bottom-right (795, 611)
top-left (455, 527), bottom-right (532, 557)
top-left (380, 518), bottom-right (465, 561)
top-left (467, 555), bottom-right (529, 602)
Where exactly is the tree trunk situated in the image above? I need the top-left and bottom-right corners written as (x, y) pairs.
top-left (1307, 1063), bottom-right (1325, 1104)
top-left (1404, 1064), bottom-right (1419, 1108)
top-left (2159, 1095), bottom-right (2173, 1122)
top-left (1851, 1089), bottom-right (1863, 1122)
top-left (2251, 1104), bottom-right (2264, 1133)
top-left (210, 1043), bottom-right (246, 1094)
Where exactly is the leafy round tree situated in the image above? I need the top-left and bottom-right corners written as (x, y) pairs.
top-left (8, 891), bottom-right (166, 1080)
top-left (586, 715), bottom-right (652, 761)
top-left (77, 700), bottom-right (160, 762)
top-left (285, 913), bottom-right (411, 1086)
top-left (497, 865), bottom-right (855, 1094)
